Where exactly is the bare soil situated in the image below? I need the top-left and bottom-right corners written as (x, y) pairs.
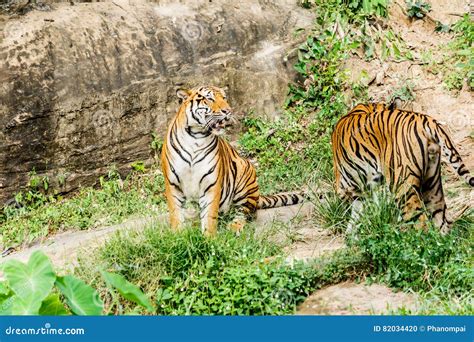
top-left (297, 282), bottom-right (418, 315)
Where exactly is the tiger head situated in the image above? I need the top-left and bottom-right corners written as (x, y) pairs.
top-left (177, 86), bottom-right (234, 135)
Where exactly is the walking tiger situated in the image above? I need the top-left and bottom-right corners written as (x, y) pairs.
top-left (332, 103), bottom-right (473, 234)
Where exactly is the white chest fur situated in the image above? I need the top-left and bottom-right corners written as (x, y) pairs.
top-left (170, 131), bottom-right (219, 202)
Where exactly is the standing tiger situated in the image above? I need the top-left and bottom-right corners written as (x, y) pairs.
top-left (161, 86), bottom-right (305, 236)
top-left (332, 103), bottom-right (473, 234)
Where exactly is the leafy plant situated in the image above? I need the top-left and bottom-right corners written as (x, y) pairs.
top-left (55, 276), bottom-right (103, 315)
top-left (442, 15), bottom-right (473, 91)
top-left (435, 21), bottom-right (451, 33)
top-left (406, 0), bottom-right (431, 19)
top-left (101, 271), bottom-right (154, 313)
top-left (130, 161), bottom-right (146, 173)
top-left (388, 81), bottom-right (416, 105)
top-left (345, 0), bottom-right (389, 18)
top-left (150, 132), bottom-right (164, 159)
top-left (10, 170), bottom-right (55, 211)
top-left (0, 250), bottom-right (156, 315)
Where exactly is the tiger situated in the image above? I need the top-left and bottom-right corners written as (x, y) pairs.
top-left (161, 85), bottom-right (305, 236)
top-left (331, 103), bottom-right (473, 234)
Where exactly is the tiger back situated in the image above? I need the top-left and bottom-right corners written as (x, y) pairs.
top-left (331, 103), bottom-right (473, 233)
top-left (161, 86), bottom-right (305, 236)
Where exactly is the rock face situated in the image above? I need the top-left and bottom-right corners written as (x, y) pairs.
top-left (0, 0), bottom-right (313, 204)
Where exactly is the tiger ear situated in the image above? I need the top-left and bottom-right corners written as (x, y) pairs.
top-left (219, 86), bottom-right (228, 98)
top-left (176, 88), bottom-right (191, 101)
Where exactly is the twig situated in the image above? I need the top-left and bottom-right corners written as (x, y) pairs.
top-left (447, 13), bottom-right (465, 17)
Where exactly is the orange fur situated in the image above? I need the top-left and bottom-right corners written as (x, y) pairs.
top-left (161, 86), bottom-right (305, 235)
top-left (332, 103), bottom-right (473, 233)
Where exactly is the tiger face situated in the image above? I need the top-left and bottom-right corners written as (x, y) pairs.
top-left (176, 86), bottom-right (234, 135)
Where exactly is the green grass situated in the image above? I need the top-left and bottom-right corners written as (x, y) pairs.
top-left (74, 223), bottom-right (366, 315)
top-left (422, 15), bottom-right (474, 91)
top-left (313, 188), bottom-right (474, 314)
top-left (0, 168), bottom-right (166, 249)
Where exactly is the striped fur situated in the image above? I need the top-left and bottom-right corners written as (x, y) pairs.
top-left (161, 86), bottom-right (305, 236)
top-left (332, 103), bottom-right (473, 233)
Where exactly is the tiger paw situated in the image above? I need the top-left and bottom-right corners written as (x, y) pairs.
top-left (228, 219), bottom-right (245, 235)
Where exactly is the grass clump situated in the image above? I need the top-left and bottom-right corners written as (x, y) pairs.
top-left (76, 225), bottom-right (367, 315)
top-left (346, 190), bottom-right (473, 313)
top-left (312, 187), bottom-right (473, 314)
top-left (0, 168), bottom-right (165, 249)
top-left (76, 226), bottom-right (310, 315)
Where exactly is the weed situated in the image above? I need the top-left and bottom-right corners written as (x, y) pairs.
top-left (444, 72), bottom-right (464, 91)
top-left (435, 21), bottom-right (451, 33)
top-left (0, 168), bottom-right (165, 248)
top-left (150, 132), bottom-right (163, 159)
top-left (345, 0), bottom-right (389, 18)
top-left (130, 161), bottom-right (146, 173)
top-left (75, 224), bottom-right (368, 315)
top-left (406, 0), bottom-right (431, 19)
top-left (388, 81), bottom-right (416, 105)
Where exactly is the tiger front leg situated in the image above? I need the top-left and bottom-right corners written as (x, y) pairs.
top-left (164, 180), bottom-right (186, 231)
top-left (198, 185), bottom-right (222, 237)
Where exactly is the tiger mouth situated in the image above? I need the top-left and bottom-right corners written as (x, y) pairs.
top-left (209, 118), bottom-right (232, 134)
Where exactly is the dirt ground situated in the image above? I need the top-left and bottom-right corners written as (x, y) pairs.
top-left (297, 282), bottom-right (417, 315)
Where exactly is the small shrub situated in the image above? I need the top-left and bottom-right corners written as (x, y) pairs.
top-left (406, 0), bottom-right (431, 19)
top-left (345, 0), bottom-right (389, 18)
top-left (388, 81), bottom-right (416, 105)
top-left (349, 190), bottom-right (474, 297)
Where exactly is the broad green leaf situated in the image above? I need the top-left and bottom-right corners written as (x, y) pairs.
top-left (101, 271), bottom-right (154, 313)
top-left (156, 288), bottom-right (173, 303)
top-left (39, 293), bottom-right (69, 315)
top-left (2, 250), bottom-right (56, 305)
top-left (55, 276), bottom-right (103, 315)
top-left (10, 295), bottom-right (42, 315)
top-left (0, 292), bottom-right (13, 315)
